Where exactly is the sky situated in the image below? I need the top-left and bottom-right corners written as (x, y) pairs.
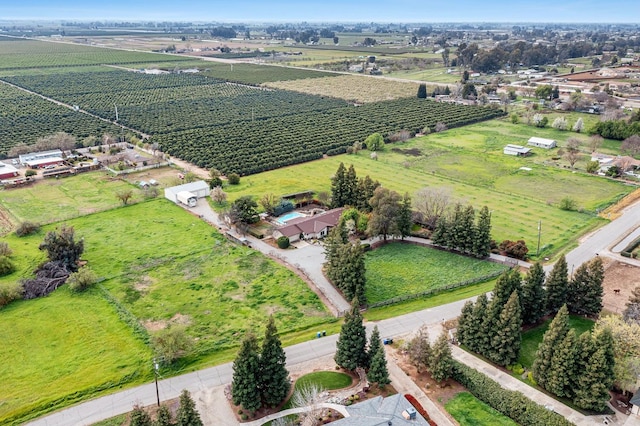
top-left (3, 0), bottom-right (640, 23)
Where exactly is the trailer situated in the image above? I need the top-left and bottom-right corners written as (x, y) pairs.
top-left (176, 191), bottom-right (197, 207)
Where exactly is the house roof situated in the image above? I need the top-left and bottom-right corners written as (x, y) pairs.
top-left (631, 388), bottom-right (640, 407)
top-left (164, 180), bottom-right (209, 196)
top-left (331, 394), bottom-right (430, 426)
top-left (528, 136), bottom-right (556, 145)
top-left (504, 144), bottom-right (532, 154)
top-left (276, 208), bottom-right (344, 238)
top-left (0, 162), bottom-right (19, 175)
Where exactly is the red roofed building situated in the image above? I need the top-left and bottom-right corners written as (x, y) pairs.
top-left (273, 208), bottom-right (344, 243)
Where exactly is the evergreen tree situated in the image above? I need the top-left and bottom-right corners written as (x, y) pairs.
top-left (429, 332), bottom-right (453, 383)
top-left (546, 329), bottom-right (577, 397)
top-left (397, 192), bottom-right (413, 240)
top-left (473, 206), bottom-right (492, 258)
top-left (259, 316), bottom-right (290, 408)
top-left (467, 293), bottom-right (489, 353)
top-left (573, 347), bottom-right (612, 411)
top-left (489, 291), bottom-right (522, 366)
top-left (532, 305), bottom-right (570, 388)
top-left (345, 164), bottom-right (358, 207)
top-left (431, 214), bottom-right (449, 247)
top-left (330, 163), bottom-right (347, 208)
top-left (356, 175), bottom-right (380, 212)
top-left (176, 390), bottom-right (203, 426)
top-left (567, 261), bottom-right (589, 314)
top-left (521, 262), bottom-right (546, 324)
top-left (571, 331), bottom-right (595, 394)
top-left (367, 341), bottom-right (390, 387)
top-left (231, 333), bottom-right (262, 413)
top-left (335, 297), bottom-right (368, 371)
top-left (460, 205), bottom-right (476, 253)
top-left (456, 300), bottom-right (475, 347)
top-left (592, 327), bottom-right (615, 389)
top-left (623, 286), bottom-right (640, 324)
top-left (130, 405), bottom-right (152, 426)
top-left (449, 203), bottom-right (465, 251)
top-left (367, 187), bottom-right (401, 240)
top-left (332, 242), bottom-right (366, 303)
top-left (546, 256), bottom-right (568, 314)
top-left (155, 404), bottom-right (173, 426)
top-left (567, 257), bottom-right (604, 316)
top-left (367, 326), bottom-right (383, 370)
top-left (417, 83), bottom-right (428, 98)
top-left (481, 270), bottom-right (521, 356)
top-left (407, 325), bottom-right (431, 372)
top-left (324, 222), bottom-right (348, 284)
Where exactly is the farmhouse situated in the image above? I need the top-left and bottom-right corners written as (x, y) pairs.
top-left (0, 161), bottom-right (19, 179)
top-left (164, 180), bottom-right (209, 207)
top-left (527, 137), bottom-right (557, 149)
top-left (273, 208), bottom-right (344, 243)
top-left (18, 149), bottom-right (63, 168)
top-left (331, 394), bottom-right (430, 426)
top-left (503, 144), bottom-right (532, 156)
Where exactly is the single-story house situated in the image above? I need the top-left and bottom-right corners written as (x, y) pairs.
top-left (527, 137), bottom-right (557, 149)
top-left (0, 161), bottom-right (19, 179)
top-left (19, 149), bottom-right (64, 168)
top-left (331, 394), bottom-right (430, 426)
top-left (504, 144), bottom-right (532, 156)
top-left (164, 180), bottom-right (209, 205)
top-left (273, 208), bottom-right (344, 243)
top-left (626, 389), bottom-right (640, 426)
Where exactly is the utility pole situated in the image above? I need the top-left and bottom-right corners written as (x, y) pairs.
top-left (536, 220), bottom-right (542, 257)
top-left (153, 358), bottom-right (160, 407)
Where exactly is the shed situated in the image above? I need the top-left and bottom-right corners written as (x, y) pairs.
top-left (164, 180), bottom-right (209, 205)
top-left (19, 149), bottom-right (64, 168)
top-left (527, 137), bottom-right (557, 149)
top-left (0, 162), bottom-right (19, 179)
top-left (504, 144), bottom-right (532, 156)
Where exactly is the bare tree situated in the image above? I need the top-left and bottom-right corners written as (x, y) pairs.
top-left (291, 383), bottom-right (327, 426)
top-left (621, 135), bottom-right (640, 157)
top-left (565, 138), bottom-right (582, 169)
top-left (116, 189), bottom-right (134, 205)
top-left (260, 193), bottom-right (278, 215)
top-left (589, 135), bottom-right (604, 153)
top-left (414, 187), bottom-right (451, 229)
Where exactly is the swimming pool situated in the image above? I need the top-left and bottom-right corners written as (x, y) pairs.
top-left (276, 211), bottom-right (306, 225)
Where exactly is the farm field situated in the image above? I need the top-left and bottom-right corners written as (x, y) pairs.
top-left (0, 172), bottom-right (141, 226)
top-left (364, 243), bottom-right (506, 305)
top-left (445, 392), bottom-right (518, 426)
top-left (387, 67), bottom-right (462, 83)
top-left (0, 199), bottom-right (333, 424)
top-left (265, 74), bottom-right (421, 103)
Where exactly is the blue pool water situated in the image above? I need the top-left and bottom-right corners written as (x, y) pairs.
top-left (277, 212), bottom-right (305, 225)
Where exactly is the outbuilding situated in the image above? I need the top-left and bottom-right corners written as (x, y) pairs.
top-left (164, 180), bottom-right (209, 206)
top-left (19, 149), bottom-right (64, 168)
top-left (0, 161), bottom-right (19, 179)
top-left (527, 137), bottom-right (557, 149)
top-left (503, 144), bottom-right (532, 156)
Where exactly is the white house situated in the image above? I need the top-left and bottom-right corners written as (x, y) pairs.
top-left (504, 144), bottom-right (532, 156)
top-left (272, 208), bottom-right (344, 243)
top-left (527, 137), bottom-right (557, 149)
top-left (164, 181), bottom-right (209, 205)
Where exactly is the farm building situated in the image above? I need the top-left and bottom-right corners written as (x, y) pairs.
top-left (19, 149), bottom-right (63, 168)
top-left (503, 144), bottom-right (532, 156)
top-left (164, 180), bottom-right (209, 207)
top-left (630, 388), bottom-right (640, 417)
top-left (527, 137), bottom-right (557, 149)
top-left (273, 208), bottom-right (344, 243)
top-left (0, 161), bottom-right (19, 179)
top-left (331, 394), bottom-right (430, 425)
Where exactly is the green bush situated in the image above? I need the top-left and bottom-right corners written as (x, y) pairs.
top-left (559, 197), bottom-right (577, 211)
top-left (0, 282), bottom-right (22, 307)
top-left (15, 221), bottom-right (41, 237)
top-left (67, 267), bottom-right (98, 292)
top-left (0, 242), bottom-right (12, 257)
top-left (277, 236), bottom-right (290, 249)
top-left (25, 169), bottom-right (37, 178)
top-left (0, 256), bottom-right (15, 277)
top-left (227, 173), bottom-right (240, 185)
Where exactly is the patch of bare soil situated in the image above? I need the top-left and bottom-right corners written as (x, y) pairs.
top-left (602, 258), bottom-right (640, 314)
top-left (143, 313), bottom-right (191, 332)
top-left (0, 205), bottom-right (15, 235)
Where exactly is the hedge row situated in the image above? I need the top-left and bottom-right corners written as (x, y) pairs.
top-left (451, 361), bottom-right (575, 426)
top-left (621, 235), bottom-right (640, 258)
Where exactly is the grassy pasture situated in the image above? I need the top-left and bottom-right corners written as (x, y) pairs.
top-left (445, 392), bottom-right (518, 426)
top-left (364, 243), bottom-right (506, 305)
top-left (518, 315), bottom-right (595, 368)
top-left (0, 172), bottom-right (142, 227)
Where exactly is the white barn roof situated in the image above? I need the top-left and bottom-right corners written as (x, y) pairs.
top-left (528, 137), bottom-right (556, 147)
top-left (164, 180), bottom-right (209, 196)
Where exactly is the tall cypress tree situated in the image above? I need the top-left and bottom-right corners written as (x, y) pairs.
top-left (449, 203), bottom-right (465, 251)
top-left (456, 300), bottom-right (475, 347)
top-left (231, 333), bottom-right (262, 413)
top-left (460, 205), bottom-right (476, 253)
top-left (593, 327), bottom-right (615, 389)
top-left (584, 256), bottom-right (604, 316)
top-left (532, 305), bottom-right (570, 388)
top-left (332, 242), bottom-right (366, 304)
top-left (324, 222), bottom-right (348, 284)
top-left (408, 325), bottom-right (431, 372)
top-left (481, 269), bottom-right (521, 356)
top-left (345, 164), bottom-right (358, 206)
top-left (489, 291), bottom-right (522, 366)
top-left (571, 331), bottom-right (595, 395)
top-left (397, 192), bottom-right (413, 240)
top-left (367, 343), bottom-right (391, 387)
top-left (546, 256), bottom-right (568, 314)
top-left (331, 163), bottom-right (347, 208)
top-left (567, 261), bottom-right (589, 314)
top-left (468, 293), bottom-right (489, 353)
top-left (335, 297), bottom-right (368, 371)
top-left (130, 405), bottom-right (152, 426)
top-left (417, 83), bottom-right (428, 98)
top-left (521, 262), bottom-right (546, 324)
top-left (367, 325), bottom-right (383, 370)
top-left (573, 347), bottom-right (611, 411)
top-left (546, 329), bottom-right (577, 397)
top-left (155, 404), bottom-right (173, 426)
top-left (429, 332), bottom-right (454, 383)
top-left (176, 390), bottom-right (203, 426)
top-left (431, 214), bottom-right (449, 247)
top-left (259, 315), bottom-right (290, 408)
top-left (356, 175), bottom-right (380, 212)
top-left (473, 206), bottom-right (492, 258)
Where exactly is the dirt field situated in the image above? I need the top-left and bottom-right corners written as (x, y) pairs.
top-left (602, 257), bottom-right (640, 314)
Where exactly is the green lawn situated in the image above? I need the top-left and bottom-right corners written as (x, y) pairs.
top-left (365, 243), bottom-right (506, 305)
top-left (0, 198), bottom-right (333, 424)
top-left (518, 315), bottom-right (595, 368)
top-left (445, 392), bottom-right (518, 426)
top-left (223, 116), bottom-right (631, 259)
top-left (0, 172), bottom-right (142, 227)
top-left (283, 371), bottom-right (353, 409)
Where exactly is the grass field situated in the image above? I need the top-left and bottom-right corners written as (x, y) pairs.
top-left (222, 119), bottom-right (632, 258)
top-left (364, 243), bottom-right (506, 304)
top-left (265, 74), bottom-right (420, 103)
top-left (0, 198), bottom-right (333, 423)
top-left (283, 371), bottom-right (353, 409)
top-left (0, 172), bottom-right (141, 227)
top-left (445, 392), bottom-right (518, 426)
top-left (518, 315), bottom-right (595, 368)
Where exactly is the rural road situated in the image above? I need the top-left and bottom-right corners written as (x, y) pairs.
top-left (27, 196), bottom-right (640, 426)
